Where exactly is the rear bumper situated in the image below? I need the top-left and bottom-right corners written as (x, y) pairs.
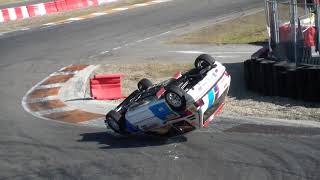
top-left (203, 102), bottom-right (225, 128)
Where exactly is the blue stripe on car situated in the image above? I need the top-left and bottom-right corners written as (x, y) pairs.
top-left (125, 120), bottom-right (140, 132)
top-left (149, 102), bottom-right (174, 121)
top-left (208, 89), bottom-right (215, 108)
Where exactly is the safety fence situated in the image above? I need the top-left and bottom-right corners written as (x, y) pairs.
top-left (266, 0), bottom-right (320, 66)
top-left (0, 0), bottom-right (117, 23)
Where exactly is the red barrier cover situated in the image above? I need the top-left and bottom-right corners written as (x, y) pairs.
top-left (90, 74), bottom-right (126, 100)
top-left (54, 0), bottom-right (68, 11)
top-left (14, 7), bottom-right (23, 19)
top-left (65, 0), bottom-right (84, 10)
top-left (26, 5), bottom-right (37, 17)
top-left (279, 24), bottom-right (290, 42)
top-left (304, 26), bottom-right (316, 47)
top-left (44, 2), bottom-right (58, 14)
top-left (280, 24), bottom-right (316, 47)
top-left (81, 0), bottom-right (89, 7)
top-left (1, 9), bottom-right (10, 22)
top-left (86, 0), bottom-right (98, 7)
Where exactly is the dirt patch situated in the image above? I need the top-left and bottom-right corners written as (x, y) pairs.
top-left (41, 74), bottom-right (74, 85)
top-left (28, 99), bottom-right (66, 111)
top-left (62, 64), bottom-right (89, 72)
top-left (0, 0), bottom-right (26, 6)
top-left (168, 10), bottom-right (268, 45)
top-left (28, 87), bottom-right (60, 99)
top-left (94, 63), bottom-right (320, 121)
top-left (43, 109), bottom-right (104, 123)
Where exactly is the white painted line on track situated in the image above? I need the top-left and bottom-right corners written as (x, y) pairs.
top-left (169, 50), bottom-right (252, 58)
top-left (151, 0), bottom-right (172, 3)
top-left (136, 31), bottom-right (171, 43)
top-left (52, 71), bottom-right (76, 76)
top-left (19, 27), bottom-right (30, 31)
top-left (67, 17), bottom-right (84, 21)
top-left (112, 46), bottom-right (122, 50)
top-left (43, 22), bottom-right (56, 26)
top-left (91, 12), bottom-right (108, 16)
top-left (133, 3), bottom-right (149, 7)
top-left (170, 51), bottom-right (206, 54)
top-left (214, 55), bottom-right (238, 58)
top-left (170, 51), bottom-right (252, 54)
top-left (113, 7), bottom-right (129, 11)
top-left (94, 31), bottom-right (172, 58)
top-left (152, 0), bottom-right (169, 3)
top-left (136, 37), bottom-right (152, 43)
top-left (212, 52), bottom-right (252, 54)
top-left (35, 83), bottom-right (64, 90)
top-left (123, 43), bottom-right (131, 46)
top-left (100, 50), bottom-right (110, 55)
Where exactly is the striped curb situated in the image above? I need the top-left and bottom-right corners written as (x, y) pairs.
top-left (21, 64), bottom-right (109, 127)
top-left (0, 0), bottom-right (118, 23)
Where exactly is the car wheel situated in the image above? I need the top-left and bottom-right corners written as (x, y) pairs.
top-left (194, 54), bottom-right (215, 71)
top-left (106, 110), bottom-right (122, 133)
top-left (138, 78), bottom-right (153, 91)
top-left (164, 85), bottom-right (186, 111)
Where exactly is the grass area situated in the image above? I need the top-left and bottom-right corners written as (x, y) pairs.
top-left (0, 0), bottom-right (147, 32)
top-left (169, 11), bottom-right (268, 45)
top-left (95, 64), bottom-right (320, 121)
top-left (0, 0), bottom-right (26, 6)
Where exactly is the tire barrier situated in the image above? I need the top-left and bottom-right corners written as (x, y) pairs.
top-left (244, 58), bottom-right (320, 102)
top-left (0, 0), bottom-right (118, 23)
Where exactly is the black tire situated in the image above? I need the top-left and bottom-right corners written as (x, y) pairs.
top-left (296, 66), bottom-right (307, 100)
top-left (137, 78), bottom-right (153, 91)
top-left (244, 59), bottom-right (250, 89)
top-left (271, 61), bottom-right (287, 96)
top-left (106, 110), bottom-right (122, 133)
top-left (194, 54), bottom-right (215, 71)
top-left (305, 66), bottom-right (320, 101)
top-left (251, 59), bottom-right (261, 92)
top-left (261, 60), bottom-right (276, 96)
top-left (285, 67), bottom-right (297, 98)
top-left (164, 85), bottom-right (186, 111)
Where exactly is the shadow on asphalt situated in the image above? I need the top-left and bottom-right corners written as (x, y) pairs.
top-left (223, 62), bottom-right (320, 108)
top-left (78, 131), bottom-right (187, 149)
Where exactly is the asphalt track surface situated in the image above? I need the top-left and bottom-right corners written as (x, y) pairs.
top-left (1, 0), bottom-right (320, 179)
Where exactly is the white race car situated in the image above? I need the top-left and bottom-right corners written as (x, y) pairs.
top-left (105, 54), bottom-right (231, 137)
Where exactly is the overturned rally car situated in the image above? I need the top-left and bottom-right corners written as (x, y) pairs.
top-left (105, 54), bottom-right (231, 137)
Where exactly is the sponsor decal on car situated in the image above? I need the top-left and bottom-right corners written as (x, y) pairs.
top-left (207, 89), bottom-right (215, 109)
top-left (149, 102), bottom-right (177, 121)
